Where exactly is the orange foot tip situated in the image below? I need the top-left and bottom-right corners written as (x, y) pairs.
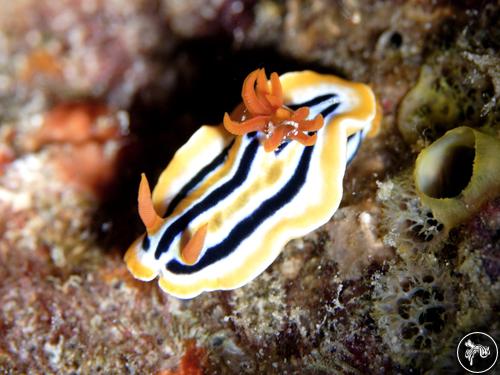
top-left (223, 68), bottom-right (324, 152)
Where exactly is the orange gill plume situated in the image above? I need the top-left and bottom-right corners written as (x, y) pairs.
top-left (223, 68), bottom-right (324, 152)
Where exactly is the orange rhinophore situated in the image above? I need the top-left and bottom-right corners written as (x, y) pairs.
top-left (181, 223), bottom-right (209, 265)
top-left (138, 173), bottom-right (163, 233)
top-left (223, 68), bottom-right (324, 152)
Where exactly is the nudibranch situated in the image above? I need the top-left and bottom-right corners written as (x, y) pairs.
top-left (125, 69), bottom-right (381, 298)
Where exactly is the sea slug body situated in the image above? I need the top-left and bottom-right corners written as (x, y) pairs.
top-left (125, 69), bottom-right (381, 298)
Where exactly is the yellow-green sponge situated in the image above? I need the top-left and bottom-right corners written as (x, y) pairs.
top-left (414, 126), bottom-right (500, 229)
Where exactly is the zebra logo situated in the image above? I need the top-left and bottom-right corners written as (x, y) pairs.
top-left (457, 332), bottom-right (498, 373)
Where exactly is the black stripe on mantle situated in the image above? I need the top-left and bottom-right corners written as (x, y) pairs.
top-left (165, 144), bottom-right (314, 274)
top-left (162, 138), bottom-right (235, 218)
top-left (155, 135), bottom-right (260, 259)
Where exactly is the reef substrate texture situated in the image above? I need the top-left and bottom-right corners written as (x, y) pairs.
top-left (0, 1), bottom-right (498, 374)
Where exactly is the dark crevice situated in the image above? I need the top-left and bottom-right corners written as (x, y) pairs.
top-left (427, 145), bottom-right (475, 199)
